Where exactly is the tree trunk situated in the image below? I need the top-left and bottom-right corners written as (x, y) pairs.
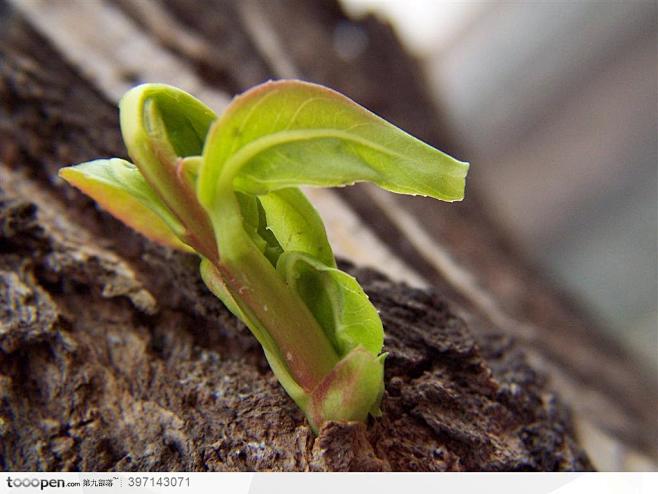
top-left (0, 0), bottom-right (654, 471)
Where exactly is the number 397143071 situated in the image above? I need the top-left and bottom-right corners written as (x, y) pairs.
top-left (127, 476), bottom-right (190, 488)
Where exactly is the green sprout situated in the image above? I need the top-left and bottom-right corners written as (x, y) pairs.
top-left (59, 81), bottom-right (468, 432)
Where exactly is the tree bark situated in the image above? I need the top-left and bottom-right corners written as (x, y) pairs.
top-left (0, 0), bottom-right (654, 471)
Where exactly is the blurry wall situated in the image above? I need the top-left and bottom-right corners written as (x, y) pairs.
top-left (341, 0), bottom-right (657, 369)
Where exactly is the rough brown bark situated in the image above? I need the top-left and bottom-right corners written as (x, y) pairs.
top-left (0, 0), bottom-right (653, 471)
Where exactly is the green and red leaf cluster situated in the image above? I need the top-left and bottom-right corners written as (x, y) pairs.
top-left (59, 80), bottom-right (468, 431)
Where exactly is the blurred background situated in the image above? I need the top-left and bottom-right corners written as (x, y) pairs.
top-left (341, 0), bottom-right (658, 371)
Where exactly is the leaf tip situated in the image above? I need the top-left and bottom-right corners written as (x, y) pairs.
top-left (57, 166), bottom-right (75, 180)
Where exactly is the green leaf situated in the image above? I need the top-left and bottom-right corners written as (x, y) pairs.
top-left (198, 79), bottom-right (469, 208)
top-left (277, 251), bottom-right (383, 357)
top-left (235, 191), bottom-right (267, 252)
top-left (120, 83), bottom-right (217, 162)
top-left (119, 84), bottom-right (219, 261)
top-left (59, 158), bottom-right (192, 252)
top-left (259, 188), bottom-right (335, 268)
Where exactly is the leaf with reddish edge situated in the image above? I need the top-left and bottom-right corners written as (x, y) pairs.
top-left (59, 158), bottom-right (192, 252)
top-left (120, 84), bottom-right (218, 262)
top-left (197, 79), bottom-right (469, 205)
top-left (307, 346), bottom-right (386, 431)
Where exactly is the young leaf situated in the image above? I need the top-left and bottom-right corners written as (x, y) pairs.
top-left (119, 84), bottom-right (218, 261)
top-left (120, 83), bottom-right (217, 162)
top-left (198, 79), bottom-right (469, 209)
top-left (59, 158), bottom-right (192, 252)
top-left (235, 191), bottom-right (269, 255)
top-left (308, 346), bottom-right (385, 427)
top-left (258, 188), bottom-right (335, 268)
top-left (277, 251), bottom-right (382, 357)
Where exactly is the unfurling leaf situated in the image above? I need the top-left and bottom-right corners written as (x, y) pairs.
top-left (277, 251), bottom-right (382, 356)
top-left (258, 188), bottom-right (335, 268)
